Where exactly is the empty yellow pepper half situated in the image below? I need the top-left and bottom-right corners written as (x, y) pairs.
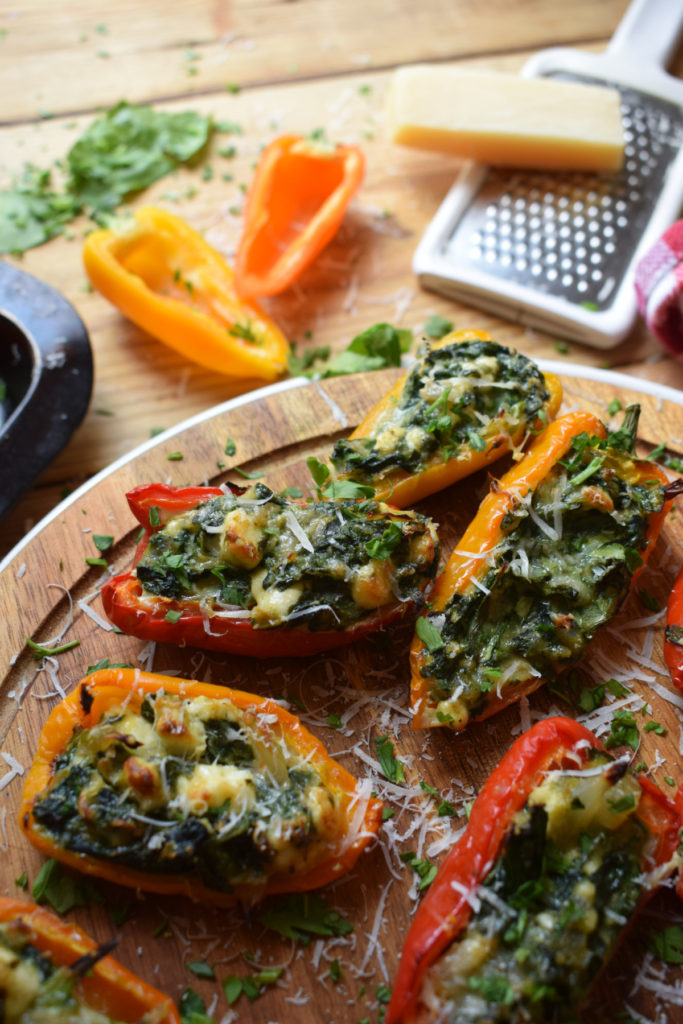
top-left (83, 206), bottom-right (289, 380)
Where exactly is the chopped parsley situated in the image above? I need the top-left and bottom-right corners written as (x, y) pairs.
top-left (1, 102), bottom-right (213, 253)
top-left (257, 894), bottom-right (353, 945)
top-left (423, 314), bottom-right (454, 340)
top-left (375, 735), bottom-right (406, 784)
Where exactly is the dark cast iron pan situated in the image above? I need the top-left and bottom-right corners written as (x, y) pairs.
top-left (0, 261), bottom-right (93, 519)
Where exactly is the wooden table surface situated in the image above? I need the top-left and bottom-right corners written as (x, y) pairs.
top-left (2, 0), bottom-right (683, 561)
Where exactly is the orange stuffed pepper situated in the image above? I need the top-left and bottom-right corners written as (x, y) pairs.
top-left (0, 897), bottom-right (178, 1023)
top-left (410, 406), bottom-right (674, 730)
top-left (20, 668), bottom-right (382, 906)
top-left (329, 330), bottom-right (562, 507)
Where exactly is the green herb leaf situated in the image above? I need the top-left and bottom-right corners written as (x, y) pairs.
top-left (608, 398), bottom-right (622, 416)
top-left (257, 894), bottom-right (353, 945)
top-left (415, 616), bottom-right (443, 653)
top-left (648, 925), bottom-right (683, 964)
top-left (15, 872), bottom-right (27, 889)
top-left (232, 466), bottom-right (263, 480)
top-left (92, 534), bottom-right (114, 551)
top-left (329, 958), bottom-right (343, 983)
top-left (167, 451), bottom-right (184, 461)
top-left (365, 522), bottom-right (403, 561)
top-left (148, 506), bottom-right (161, 528)
top-left (222, 977), bottom-right (242, 1005)
top-left (375, 735), bottom-right (405, 784)
top-left (32, 859), bottom-right (101, 914)
top-left (68, 102), bottom-right (212, 215)
top-left (86, 657), bottom-right (134, 675)
top-left (423, 315), bottom-right (453, 340)
top-left (178, 988), bottom-right (215, 1024)
top-left (307, 455), bottom-right (330, 490)
top-left (604, 709), bottom-right (639, 752)
top-left (609, 792), bottom-right (637, 813)
top-left (323, 478), bottom-right (376, 500)
top-left (164, 609), bottom-right (183, 623)
top-left (187, 961), bottom-right (215, 980)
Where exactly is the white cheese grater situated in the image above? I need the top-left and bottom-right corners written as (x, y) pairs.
top-left (412, 0), bottom-right (683, 348)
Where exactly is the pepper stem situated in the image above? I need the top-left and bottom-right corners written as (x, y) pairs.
top-left (608, 403), bottom-right (640, 454)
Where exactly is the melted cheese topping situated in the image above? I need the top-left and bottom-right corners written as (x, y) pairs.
top-left (32, 691), bottom-right (350, 891)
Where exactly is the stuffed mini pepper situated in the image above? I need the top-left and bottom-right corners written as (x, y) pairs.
top-left (387, 716), bottom-right (683, 1023)
top-left (102, 482), bottom-right (439, 656)
top-left (410, 406), bottom-right (673, 730)
top-left (0, 897), bottom-right (178, 1024)
top-left (20, 668), bottom-right (382, 906)
top-left (329, 330), bottom-right (562, 507)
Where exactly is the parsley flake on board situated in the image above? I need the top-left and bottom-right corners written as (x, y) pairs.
top-left (648, 925), bottom-right (683, 964)
top-left (32, 859), bottom-right (102, 915)
top-left (289, 322), bottom-right (412, 379)
top-left (186, 961), bottom-right (215, 980)
top-left (375, 735), bottom-right (406, 784)
top-left (257, 893), bottom-right (353, 945)
top-left (178, 988), bottom-right (215, 1024)
top-left (423, 314), bottom-right (454, 340)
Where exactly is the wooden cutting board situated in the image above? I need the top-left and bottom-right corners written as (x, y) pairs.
top-left (2, 364), bottom-right (683, 1023)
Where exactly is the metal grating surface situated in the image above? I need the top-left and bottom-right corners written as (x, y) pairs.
top-left (442, 77), bottom-right (683, 310)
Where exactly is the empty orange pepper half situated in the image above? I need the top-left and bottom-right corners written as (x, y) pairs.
top-left (234, 134), bottom-right (365, 297)
top-left (0, 897), bottom-right (179, 1023)
top-left (83, 206), bottom-right (289, 380)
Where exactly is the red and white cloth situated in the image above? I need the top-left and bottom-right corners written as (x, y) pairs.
top-left (635, 220), bottom-right (683, 355)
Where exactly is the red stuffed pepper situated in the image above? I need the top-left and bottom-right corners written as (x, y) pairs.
top-left (0, 897), bottom-right (179, 1023)
top-left (387, 716), bottom-right (683, 1024)
top-left (664, 564), bottom-right (683, 694)
top-left (102, 482), bottom-right (439, 656)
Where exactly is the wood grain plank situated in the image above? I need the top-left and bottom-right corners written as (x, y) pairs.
top-left (1, 369), bottom-right (683, 1023)
top-left (0, 0), bottom-right (632, 123)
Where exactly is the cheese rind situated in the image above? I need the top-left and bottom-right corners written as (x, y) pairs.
top-left (387, 65), bottom-right (625, 172)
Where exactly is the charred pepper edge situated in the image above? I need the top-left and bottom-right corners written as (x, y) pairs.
top-left (409, 410), bottom-right (673, 730)
top-left (385, 716), bottom-right (683, 1024)
top-left (0, 897), bottom-right (180, 1023)
top-left (19, 668), bottom-right (383, 906)
top-left (332, 329), bottom-right (563, 508)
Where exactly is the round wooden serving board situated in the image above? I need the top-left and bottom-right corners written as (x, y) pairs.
top-left (2, 363), bottom-right (683, 1023)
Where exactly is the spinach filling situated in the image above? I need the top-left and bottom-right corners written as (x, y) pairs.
top-left (31, 693), bottom-right (344, 893)
top-left (421, 423), bottom-right (665, 722)
top-left (0, 921), bottom-right (125, 1024)
top-left (429, 753), bottom-right (650, 1023)
top-left (135, 484), bottom-right (438, 630)
top-left (330, 339), bottom-right (550, 478)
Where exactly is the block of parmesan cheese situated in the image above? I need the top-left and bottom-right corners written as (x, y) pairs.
top-left (387, 65), bottom-right (624, 172)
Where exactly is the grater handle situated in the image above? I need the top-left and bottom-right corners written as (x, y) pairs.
top-left (607, 0), bottom-right (683, 70)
